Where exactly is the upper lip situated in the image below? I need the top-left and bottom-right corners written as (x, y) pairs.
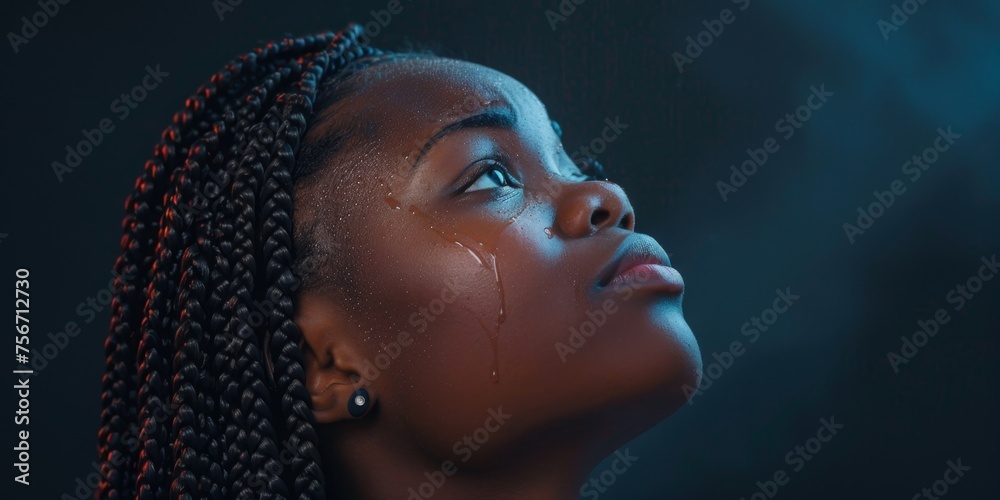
top-left (596, 234), bottom-right (672, 287)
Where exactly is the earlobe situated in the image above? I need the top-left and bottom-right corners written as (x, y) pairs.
top-left (309, 379), bottom-right (376, 424)
top-left (306, 366), bottom-right (361, 424)
top-left (296, 291), bottom-right (375, 424)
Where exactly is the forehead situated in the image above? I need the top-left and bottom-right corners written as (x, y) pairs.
top-left (338, 57), bottom-right (553, 144)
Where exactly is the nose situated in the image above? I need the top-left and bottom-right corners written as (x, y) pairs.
top-left (554, 180), bottom-right (635, 238)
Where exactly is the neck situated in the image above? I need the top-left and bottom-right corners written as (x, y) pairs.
top-left (320, 423), bottom-right (601, 499)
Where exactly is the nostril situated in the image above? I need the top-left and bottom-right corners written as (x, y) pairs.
top-left (619, 212), bottom-right (633, 230)
top-left (591, 208), bottom-right (610, 227)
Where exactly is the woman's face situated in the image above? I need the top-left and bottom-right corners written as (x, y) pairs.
top-left (298, 57), bottom-right (701, 465)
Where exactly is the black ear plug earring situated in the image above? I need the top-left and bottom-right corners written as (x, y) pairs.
top-left (348, 387), bottom-right (371, 418)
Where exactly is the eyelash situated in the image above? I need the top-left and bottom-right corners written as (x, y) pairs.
top-left (459, 158), bottom-right (520, 193)
top-left (458, 156), bottom-right (608, 194)
top-left (576, 157), bottom-right (608, 181)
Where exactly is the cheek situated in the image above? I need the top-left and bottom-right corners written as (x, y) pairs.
top-left (346, 206), bottom-right (516, 434)
top-left (491, 216), bottom-right (581, 360)
top-left (352, 209), bottom-right (504, 350)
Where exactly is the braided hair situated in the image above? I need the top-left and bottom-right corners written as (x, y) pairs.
top-left (96, 24), bottom-right (427, 499)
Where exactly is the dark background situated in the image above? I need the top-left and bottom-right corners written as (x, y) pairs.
top-left (2, 0), bottom-right (998, 498)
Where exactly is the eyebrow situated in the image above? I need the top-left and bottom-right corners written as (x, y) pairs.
top-left (411, 107), bottom-right (518, 168)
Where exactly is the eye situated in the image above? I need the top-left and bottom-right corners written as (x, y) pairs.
top-left (576, 157), bottom-right (608, 181)
top-left (463, 161), bottom-right (517, 193)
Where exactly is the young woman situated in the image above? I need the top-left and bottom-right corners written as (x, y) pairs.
top-left (96, 23), bottom-right (701, 499)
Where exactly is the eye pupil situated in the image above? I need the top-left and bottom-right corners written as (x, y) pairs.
top-left (489, 168), bottom-right (506, 185)
top-left (462, 162), bottom-right (516, 193)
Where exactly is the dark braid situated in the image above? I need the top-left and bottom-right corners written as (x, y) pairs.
top-left (257, 64), bottom-right (324, 498)
top-left (97, 25), bottom-right (426, 498)
top-left (98, 39), bottom-right (255, 498)
top-left (168, 235), bottom-right (215, 498)
top-left (220, 65), bottom-right (291, 499)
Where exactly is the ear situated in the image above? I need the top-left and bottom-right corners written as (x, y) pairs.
top-left (295, 291), bottom-right (374, 424)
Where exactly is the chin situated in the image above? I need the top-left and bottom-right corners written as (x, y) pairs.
top-left (582, 337), bottom-right (703, 461)
top-left (611, 315), bottom-right (703, 425)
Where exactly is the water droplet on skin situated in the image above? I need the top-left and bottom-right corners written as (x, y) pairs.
top-left (454, 241), bottom-right (483, 266)
top-left (406, 202), bottom-right (528, 383)
top-left (489, 253), bottom-right (505, 324)
top-left (470, 314), bottom-right (501, 383)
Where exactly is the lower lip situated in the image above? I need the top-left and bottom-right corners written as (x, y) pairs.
top-left (605, 264), bottom-right (685, 294)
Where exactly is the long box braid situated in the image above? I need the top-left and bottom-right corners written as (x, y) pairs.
top-left (95, 23), bottom-right (418, 499)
